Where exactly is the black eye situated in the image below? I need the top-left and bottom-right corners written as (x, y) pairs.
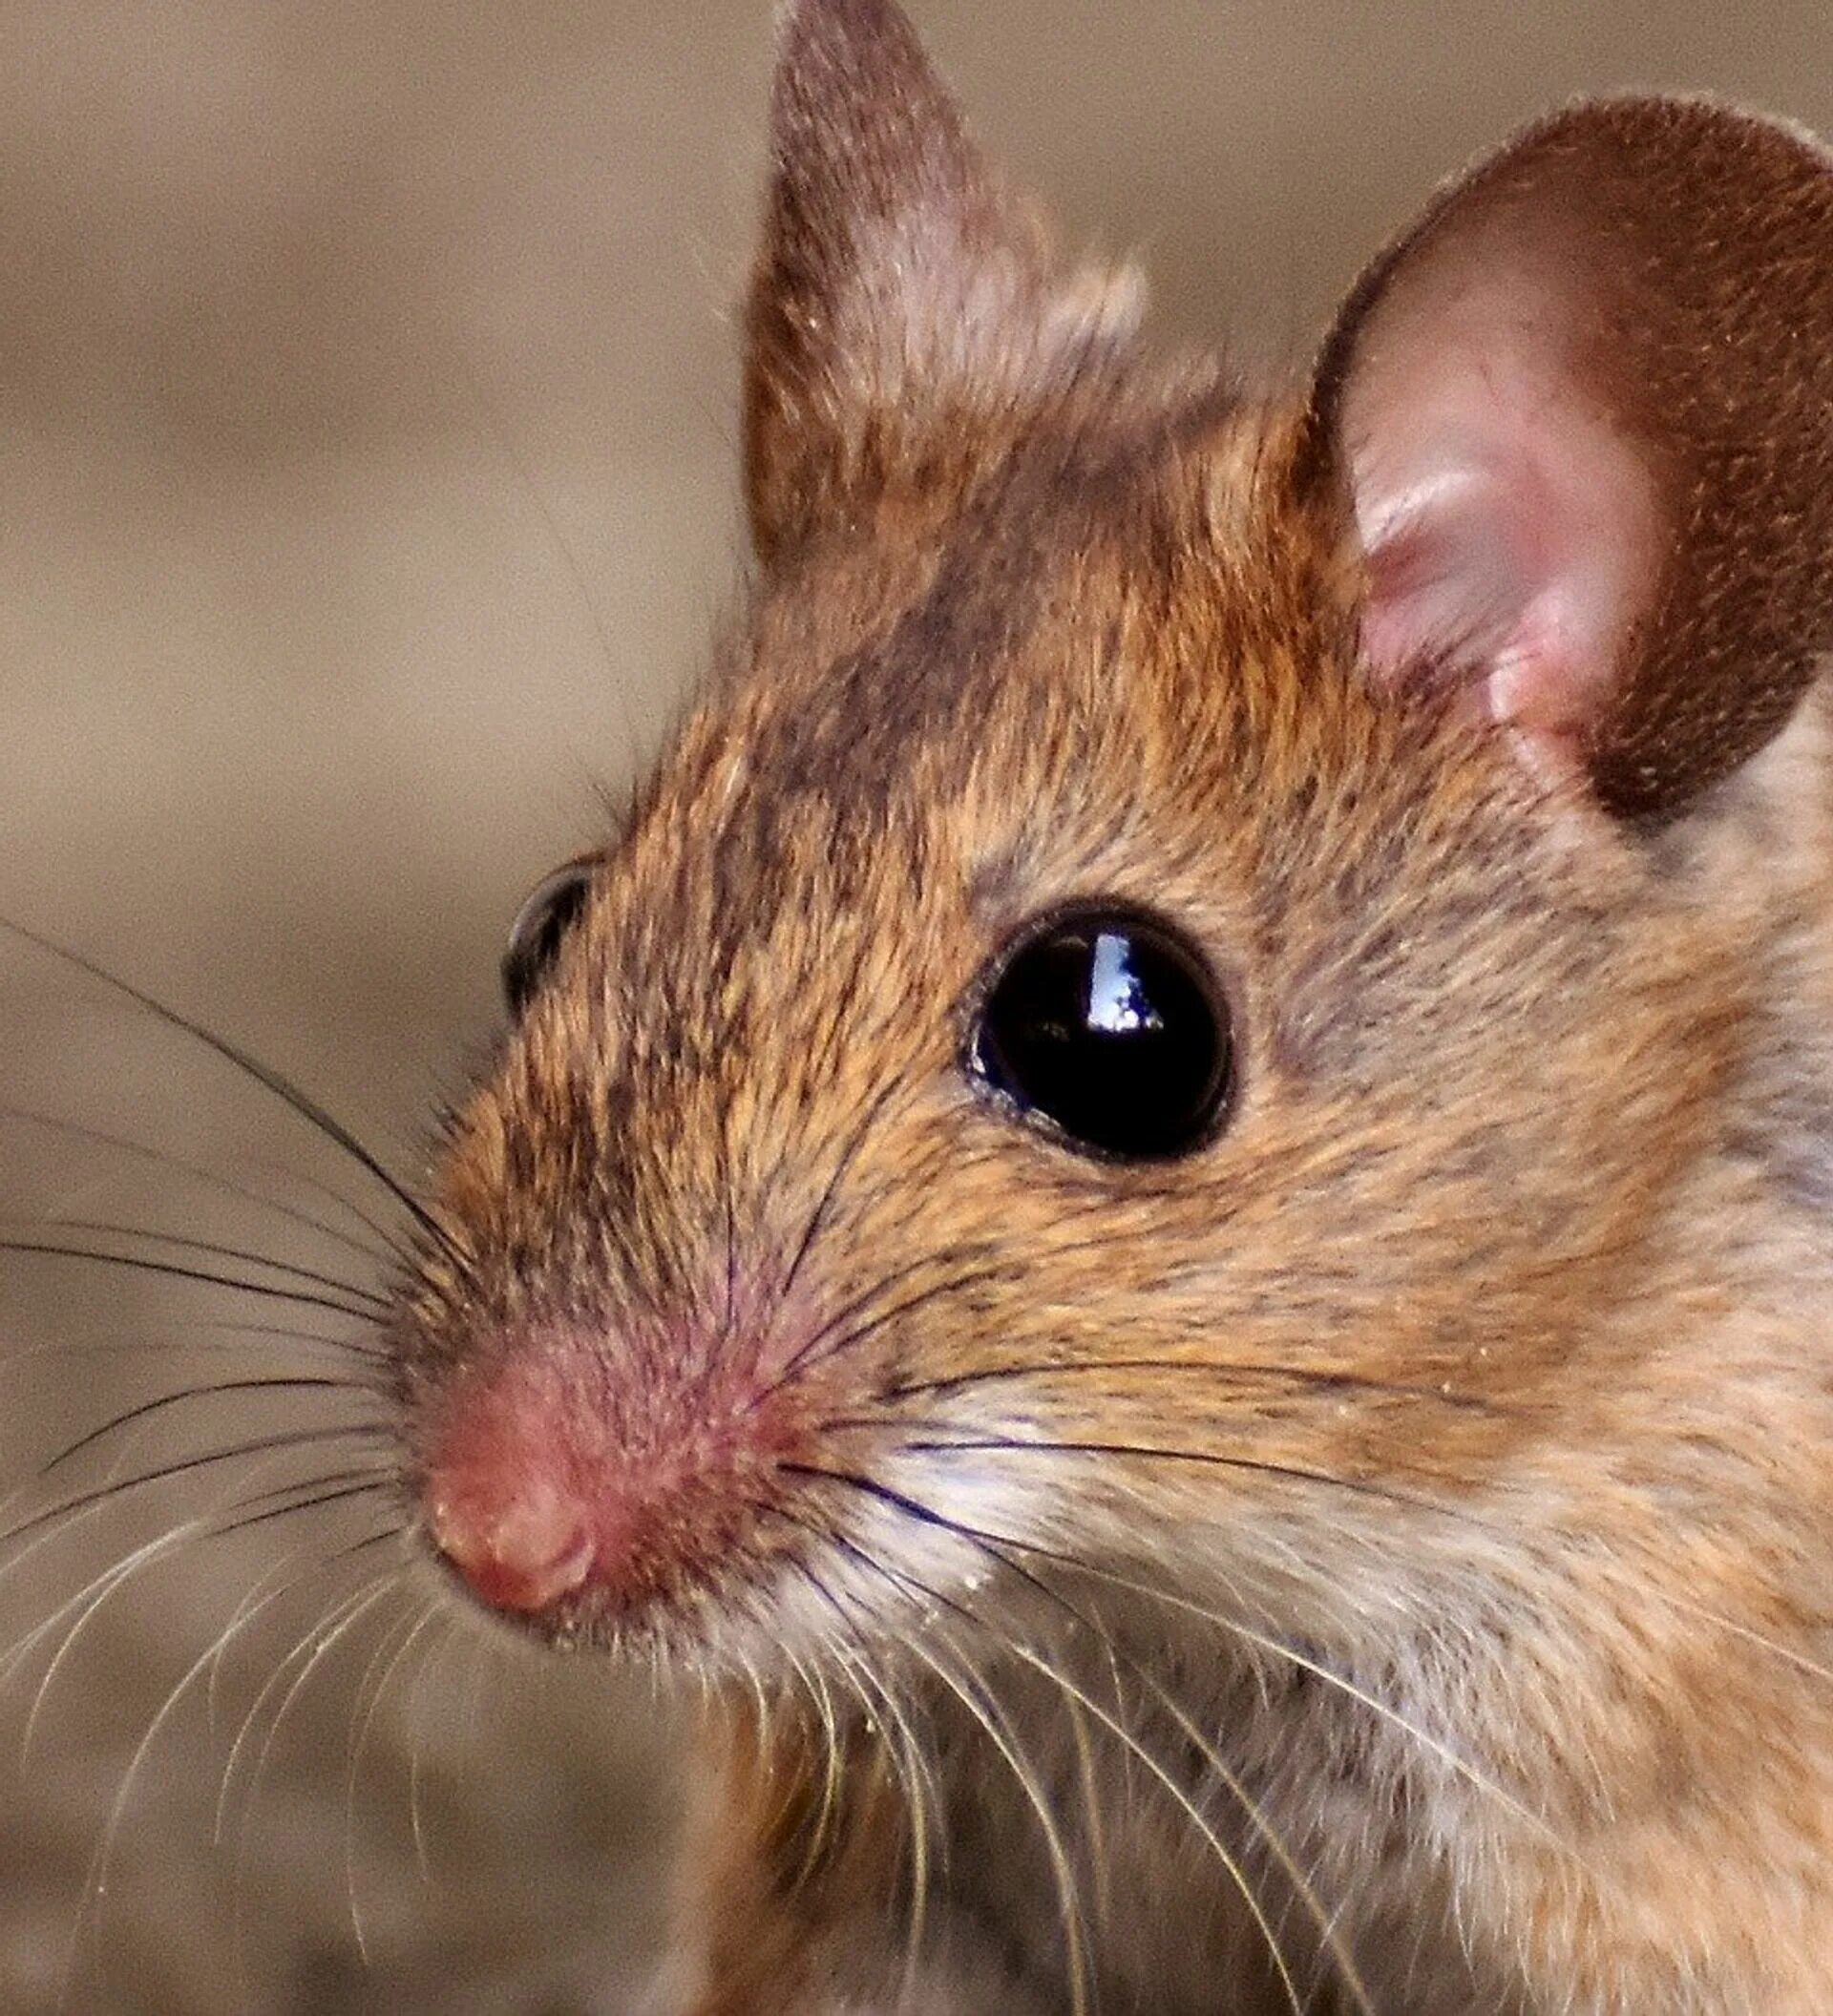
top-left (968, 908), bottom-right (1233, 1160)
top-left (502, 861), bottom-right (595, 1016)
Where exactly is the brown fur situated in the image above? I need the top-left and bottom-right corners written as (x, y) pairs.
top-left (391, 2), bottom-right (1833, 2008)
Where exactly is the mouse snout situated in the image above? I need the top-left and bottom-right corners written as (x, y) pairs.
top-left (420, 1349), bottom-right (612, 1619)
top-left (417, 1325), bottom-right (805, 1632)
top-left (426, 1465), bottom-right (599, 1617)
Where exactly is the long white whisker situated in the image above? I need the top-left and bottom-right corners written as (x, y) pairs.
top-left (1006, 1639), bottom-right (1310, 2016)
top-left (346, 1598), bottom-right (441, 1961)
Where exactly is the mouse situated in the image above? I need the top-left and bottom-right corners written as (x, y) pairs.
top-left (177, 0), bottom-right (1833, 2008)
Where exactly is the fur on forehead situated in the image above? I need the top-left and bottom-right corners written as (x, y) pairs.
top-left (654, 402), bottom-right (1369, 883)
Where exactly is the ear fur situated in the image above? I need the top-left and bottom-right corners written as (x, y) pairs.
top-left (1311, 98), bottom-right (1833, 820)
top-left (745, 0), bottom-right (1143, 567)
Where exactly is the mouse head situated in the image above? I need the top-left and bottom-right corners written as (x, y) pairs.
top-left (396, 0), bottom-right (1833, 1674)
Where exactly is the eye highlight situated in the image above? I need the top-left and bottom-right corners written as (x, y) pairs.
top-left (502, 860), bottom-right (596, 1016)
top-left (967, 908), bottom-right (1233, 1161)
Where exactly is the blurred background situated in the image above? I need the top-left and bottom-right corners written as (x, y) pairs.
top-left (1, 3), bottom-right (1828, 2009)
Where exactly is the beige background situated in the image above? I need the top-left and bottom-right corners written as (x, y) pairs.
top-left (2, 4), bottom-right (1829, 2010)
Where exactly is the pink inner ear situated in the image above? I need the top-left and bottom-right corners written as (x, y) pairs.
top-left (1344, 266), bottom-right (1661, 769)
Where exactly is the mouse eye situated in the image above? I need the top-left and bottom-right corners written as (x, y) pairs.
top-left (967, 908), bottom-right (1233, 1160)
top-left (502, 859), bottom-right (596, 1016)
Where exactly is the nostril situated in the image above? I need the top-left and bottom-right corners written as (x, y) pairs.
top-left (427, 1474), bottom-right (597, 1616)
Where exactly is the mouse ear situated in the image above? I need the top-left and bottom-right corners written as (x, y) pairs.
top-left (745, 0), bottom-right (1143, 568)
top-left (1309, 98), bottom-right (1833, 820)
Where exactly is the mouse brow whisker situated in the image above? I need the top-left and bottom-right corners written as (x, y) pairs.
top-left (767, 1257), bottom-right (1020, 1400)
top-left (775, 1074), bottom-right (908, 1310)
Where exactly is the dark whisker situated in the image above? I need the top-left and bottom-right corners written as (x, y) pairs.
top-left (194, 1318), bottom-right (388, 1364)
top-left (207, 1485), bottom-right (397, 1544)
top-left (758, 1247), bottom-right (1012, 1404)
top-left (0, 1237), bottom-right (381, 1325)
top-left (899, 1435), bottom-right (1477, 1521)
top-left (0, 914), bottom-right (460, 1265)
top-left (780, 1465), bottom-right (1363, 2011)
top-left (1, 1425), bottom-right (393, 1557)
top-left (777, 1075), bottom-right (905, 1307)
top-left (36, 1376), bottom-right (381, 1487)
top-left (883, 1356), bottom-right (1513, 1416)
top-left (8, 1217), bottom-right (389, 1313)
top-left (0, 1104), bottom-right (397, 1270)
top-left (779, 1459), bottom-right (999, 1563)
top-left (195, 1318), bottom-right (386, 1362)
top-left (0, 1331), bottom-right (380, 1374)
top-left (790, 1264), bottom-right (1019, 1389)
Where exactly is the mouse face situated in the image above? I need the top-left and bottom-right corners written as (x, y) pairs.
top-left (388, 6), bottom-right (1833, 2006)
top-left (397, 368), bottom-right (1727, 1676)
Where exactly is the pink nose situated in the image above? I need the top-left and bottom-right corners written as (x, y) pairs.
top-left (418, 1320), bottom-right (803, 1628)
top-left (426, 1470), bottom-right (598, 1616)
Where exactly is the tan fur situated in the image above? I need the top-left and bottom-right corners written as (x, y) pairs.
top-left (393, 3), bottom-right (1833, 2008)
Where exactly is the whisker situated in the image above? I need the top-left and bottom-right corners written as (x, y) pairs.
top-left (263, 1161), bottom-right (413, 1273)
top-left (205, 1548), bottom-right (317, 1731)
top-left (777, 1076), bottom-right (906, 1308)
top-left (763, 1502), bottom-right (935, 1939)
top-left (449, 347), bottom-right (627, 698)
top-left (189, 1316), bottom-right (386, 1364)
top-left (228, 1576), bottom-right (403, 1886)
top-left (884, 1355), bottom-right (1513, 1417)
top-left (346, 1599), bottom-right (443, 1963)
top-left (404, 1615), bottom-right (462, 1887)
top-left (900, 1433), bottom-right (1477, 1522)
top-left (0, 1326), bottom-right (384, 1373)
top-left (860, 1656), bottom-right (937, 2001)
top-left (0, 1425), bottom-right (393, 1564)
top-left (204, 1529), bottom-right (396, 1728)
top-left (805, 1525), bottom-right (1093, 2015)
top-left (0, 1104), bottom-right (398, 1271)
top-left (206, 1483), bottom-right (398, 1544)
top-left (916, 1632), bottom-right (1092, 2014)
top-left (0, 1236), bottom-right (381, 1325)
top-left (1045, 1550), bottom-right (1568, 1857)
top-left (760, 1251), bottom-right (1014, 1403)
top-left (1658, 1589), bottom-right (1833, 1693)
top-left (779, 1550), bottom-right (937, 1983)
top-left (0, 914), bottom-right (461, 1265)
top-left (34, 1376), bottom-right (382, 1489)
top-left (3, 1522), bottom-right (200, 1704)
top-left (806, 1454), bottom-right (1569, 1873)
top-left (1007, 1641), bottom-right (1317, 2016)
top-left (211, 1558), bottom-right (398, 1845)
top-left (794, 1464), bottom-right (1357, 2013)
top-left (6, 1217), bottom-right (390, 1312)
top-left (220, 1574), bottom-right (406, 1998)
top-left (63, 1554), bottom-right (360, 2005)
top-left (782, 1632), bottom-right (851, 1894)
